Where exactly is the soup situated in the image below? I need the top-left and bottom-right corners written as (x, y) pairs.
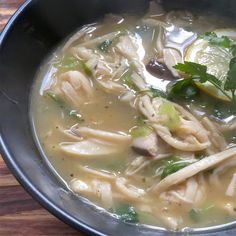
top-left (31, 1), bottom-right (236, 230)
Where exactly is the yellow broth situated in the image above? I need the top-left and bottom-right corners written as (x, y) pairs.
top-left (31, 1), bottom-right (236, 230)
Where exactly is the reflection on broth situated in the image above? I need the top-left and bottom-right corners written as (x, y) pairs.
top-left (31, 1), bottom-right (236, 230)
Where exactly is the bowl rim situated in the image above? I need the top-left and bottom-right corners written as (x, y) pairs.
top-left (0, 1), bottom-right (105, 235)
top-left (1, 1), bottom-right (236, 235)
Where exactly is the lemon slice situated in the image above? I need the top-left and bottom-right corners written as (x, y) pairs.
top-left (185, 29), bottom-right (236, 101)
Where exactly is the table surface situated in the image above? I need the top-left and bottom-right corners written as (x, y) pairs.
top-left (0, 1), bottom-right (83, 235)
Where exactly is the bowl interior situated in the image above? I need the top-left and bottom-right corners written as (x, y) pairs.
top-left (1, 0), bottom-right (236, 235)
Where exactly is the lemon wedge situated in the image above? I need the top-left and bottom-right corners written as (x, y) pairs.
top-left (185, 29), bottom-right (236, 101)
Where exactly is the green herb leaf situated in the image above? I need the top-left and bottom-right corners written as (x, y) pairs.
top-left (81, 62), bottom-right (92, 77)
top-left (200, 32), bottom-right (231, 48)
top-left (97, 39), bottom-right (112, 53)
top-left (231, 44), bottom-right (236, 57)
top-left (224, 57), bottom-right (236, 112)
top-left (174, 61), bottom-right (222, 86)
top-left (189, 208), bottom-right (201, 222)
top-left (174, 61), bottom-right (233, 101)
top-left (121, 70), bottom-right (138, 90)
top-left (45, 91), bottom-right (82, 123)
top-left (160, 159), bottom-right (190, 179)
top-left (112, 203), bottom-right (139, 223)
top-left (225, 57), bottom-right (236, 91)
top-left (168, 78), bottom-right (199, 100)
top-left (149, 87), bottom-right (167, 98)
top-left (157, 156), bottom-right (192, 179)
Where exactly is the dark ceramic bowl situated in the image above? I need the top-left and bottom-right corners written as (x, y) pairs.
top-left (1, 0), bottom-right (236, 235)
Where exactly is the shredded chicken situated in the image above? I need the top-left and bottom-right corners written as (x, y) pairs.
top-left (201, 117), bottom-right (227, 155)
top-left (163, 48), bottom-right (182, 77)
top-left (70, 126), bottom-right (132, 144)
top-left (60, 139), bottom-right (128, 157)
top-left (51, 71), bottom-right (94, 107)
top-left (78, 166), bottom-right (116, 180)
top-left (209, 156), bottom-right (236, 188)
top-left (151, 147), bottom-right (236, 194)
top-left (139, 95), bottom-right (210, 151)
top-left (116, 177), bottom-right (146, 200)
top-left (226, 173), bottom-right (236, 197)
top-left (131, 132), bottom-right (158, 156)
top-left (160, 174), bottom-right (206, 206)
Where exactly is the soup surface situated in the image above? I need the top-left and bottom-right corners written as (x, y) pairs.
top-left (31, 1), bottom-right (236, 230)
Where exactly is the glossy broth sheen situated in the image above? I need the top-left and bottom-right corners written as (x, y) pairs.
top-left (32, 1), bottom-right (236, 230)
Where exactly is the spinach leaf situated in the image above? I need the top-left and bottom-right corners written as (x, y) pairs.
top-left (112, 203), bottom-right (139, 223)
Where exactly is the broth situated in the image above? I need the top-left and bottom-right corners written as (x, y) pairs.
top-left (31, 1), bottom-right (236, 230)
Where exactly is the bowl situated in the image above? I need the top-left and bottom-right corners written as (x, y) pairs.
top-left (1, 0), bottom-right (236, 235)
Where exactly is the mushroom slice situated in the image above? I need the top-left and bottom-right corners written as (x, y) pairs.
top-left (163, 48), bottom-right (182, 77)
top-left (132, 132), bottom-right (158, 156)
top-left (151, 147), bottom-right (236, 194)
top-left (60, 139), bottom-right (126, 157)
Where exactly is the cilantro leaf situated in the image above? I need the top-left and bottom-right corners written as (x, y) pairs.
top-left (224, 57), bottom-right (236, 91)
top-left (173, 61), bottom-right (222, 86)
top-left (200, 32), bottom-right (231, 48)
top-left (168, 77), bottom-right (199, 100)
top-left (174, 61), bottom-right (232, 101)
